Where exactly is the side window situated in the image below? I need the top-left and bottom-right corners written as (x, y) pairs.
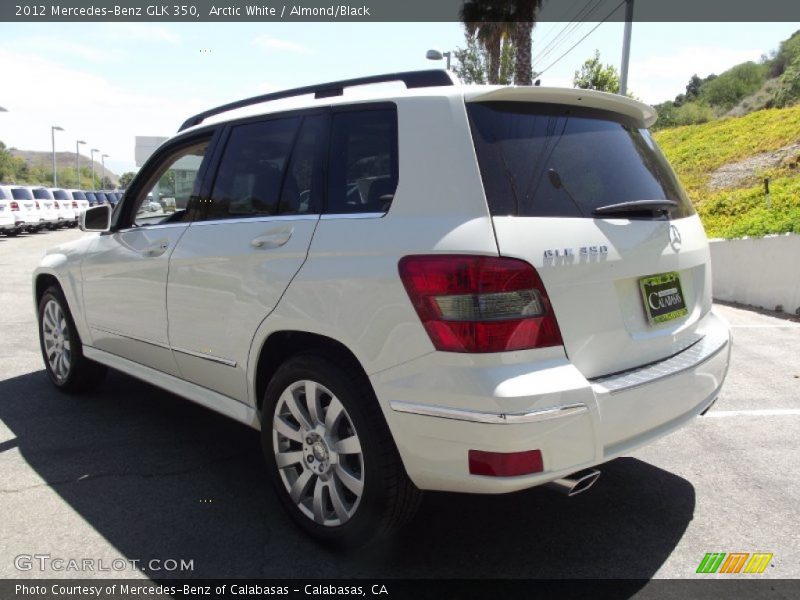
top-left (327, 108), bottom-right (398, 215)
top-left (133, 141), bottom-right (209, 227)
top-left (278, 115), bottom-right (324, 215)
top-left (202, 117), bottom-right (301, 221)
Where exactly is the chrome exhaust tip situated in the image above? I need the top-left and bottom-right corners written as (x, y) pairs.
top-left (544, 468), bottom-right (601, 497)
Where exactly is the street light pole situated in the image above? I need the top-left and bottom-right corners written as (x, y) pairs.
top-left (90, 148), bottom-right (99, 191)
top-left (619, 0), bottom-right (634, 96)
top-left (76, 140), bottom-right (86, 188)
top-left (425, 49), bottom-right (452, 71)
top-left (51, 126), bottom-right (64, 186)
top-left (101, 154), bottom-right (109, 189)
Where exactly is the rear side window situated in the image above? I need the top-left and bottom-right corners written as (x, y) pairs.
top-left (327, 108), bottom-right (398, 215)
top-left (467, 102), bottom-right (694, 219)
top-left (33, 188), bottom-right (53, 200)
top-left (204, 116), bottom-right (301, 221)
top-left (11, 188), bottom-right (33, 200)
top-left (52, 190), bottom-right (69, 200)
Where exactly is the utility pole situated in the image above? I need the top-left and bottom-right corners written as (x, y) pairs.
top-left (620, 0), bottom-right (634, 96)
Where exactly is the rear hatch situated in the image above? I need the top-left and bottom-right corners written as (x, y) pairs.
top-left (466, 90), bottom-right (711, 379)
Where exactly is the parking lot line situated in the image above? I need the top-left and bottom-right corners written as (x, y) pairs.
top-left (703, 409), bottom-right (800, 418)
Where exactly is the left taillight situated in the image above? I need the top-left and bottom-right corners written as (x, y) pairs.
top-left (35, 201), bottom-right (40, 209)
top-left (72, 201), bottom-right (78, 209)
top-left (53, 201), bottom-right (60, 209)
top-left (398, 254), bottom-right (563, 353)
top-left (10, 201), bottom-right (19, 211)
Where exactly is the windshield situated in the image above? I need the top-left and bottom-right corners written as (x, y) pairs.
top-left (11, 188), bottom-right (33, 200)
top-left (467, 102), bottom-right (694, 219)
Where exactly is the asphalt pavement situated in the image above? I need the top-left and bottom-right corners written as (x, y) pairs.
top-left (1, 228), bottom-right (798, 587)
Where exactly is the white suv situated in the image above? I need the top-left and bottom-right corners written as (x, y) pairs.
top-left (33, 71), bottom-right (731, 546)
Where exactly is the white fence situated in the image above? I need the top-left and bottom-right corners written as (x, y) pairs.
top-left (709, 233), bottom-right (800, 316)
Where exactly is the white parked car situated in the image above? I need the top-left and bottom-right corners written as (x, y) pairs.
top-left (50, 189), bottom-right (78, 227)
top-left (0, 185), bottom-right (25, 236)
top-left (67, 189), bottom-right (90, 217)
top-left (8, 186), bottom-right (44, 232)
top-left (29, 187), bottom-right (61, 229)
top-left (33, 71), bottom-right (731, 547)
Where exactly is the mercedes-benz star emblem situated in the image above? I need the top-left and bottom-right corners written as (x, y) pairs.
top-left (669, 225), bottom-right (682, 252)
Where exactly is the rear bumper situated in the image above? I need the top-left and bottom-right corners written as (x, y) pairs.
top-left (372, 309), bottom-right (731, 493)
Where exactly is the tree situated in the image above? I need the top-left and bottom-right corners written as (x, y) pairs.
top-left (573, 50), bottom-right (621, 93)
top-left (118, 171), bottom-right (137, 188)
top-left (461, 1), bottom-right (515, 85)
top-left (453, 30), bottom-right (515, 85)
top-left (509, 1), bottom-right (541, 86)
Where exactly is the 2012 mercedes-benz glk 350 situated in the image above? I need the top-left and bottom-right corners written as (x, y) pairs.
top-left (34, 70), bottom-right (731, 546)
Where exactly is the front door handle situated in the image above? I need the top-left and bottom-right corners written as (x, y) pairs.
top-left (251, 227), bottom-right (293, 249)
top-left (142, 240), bottom-right (169, 257)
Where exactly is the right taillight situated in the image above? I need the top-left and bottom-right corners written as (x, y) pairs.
top-left (72, 201), bottom-right (78, 208)
top-left (35, 201), bottom-right (40, 209)
top-left (398, 254), bottom-right (563, 353)
top-left (10, 201), bottom-right (19, 211)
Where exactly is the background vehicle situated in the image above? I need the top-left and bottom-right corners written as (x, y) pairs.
top-left (50, 189), bottom-right (77, 228)
top-left (10, 186), bottom-right (44, 232)
top-left (29, 187), bottom-right (61, 229)
top-left (84, 191), bottom-right (98, 207)
top-left (33, 71), bottom-right (731, 547)
top-left (67, 190), bottom-right (90, 219)
top-left (0, 186), bottom-right (17, 235)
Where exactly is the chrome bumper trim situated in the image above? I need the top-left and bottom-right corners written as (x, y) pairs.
top-left (590, 329), bottom-right (730, 394)
top-left (389, 401), bottom-right (588, 425)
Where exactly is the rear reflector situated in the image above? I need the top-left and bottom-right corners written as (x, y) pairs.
top-left (469, 449), bottom-right (544, 477)
top-left (398, 255), bottom-right (562, 352)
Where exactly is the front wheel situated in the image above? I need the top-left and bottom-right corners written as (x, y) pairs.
top-left (38, 286), bottom-right (107, 392)
top-left (262, 354), bottom-right (421, 548)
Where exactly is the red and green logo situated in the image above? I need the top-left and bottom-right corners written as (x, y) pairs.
top-left (696, 552), bottom-right (773, 574)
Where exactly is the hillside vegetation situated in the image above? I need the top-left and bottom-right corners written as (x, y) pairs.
top-left (653, 106), bottom-right (800, 238)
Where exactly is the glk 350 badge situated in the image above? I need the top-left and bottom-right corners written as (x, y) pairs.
top-left (544, 245), bottom-right (608, 259)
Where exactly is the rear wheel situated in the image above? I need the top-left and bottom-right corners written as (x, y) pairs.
top-left (262, 354), bottom-right (421, 547)
top-left (38, 286), bottom-right (107, 392)
top-left (4, 230), bottom-right (18, 237)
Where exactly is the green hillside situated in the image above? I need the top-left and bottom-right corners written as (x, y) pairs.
top-left (653, 106), bottom-right (800, 238)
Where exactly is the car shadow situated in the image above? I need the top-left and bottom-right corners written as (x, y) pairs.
top-left (0, 370), bottom-right (695, 583)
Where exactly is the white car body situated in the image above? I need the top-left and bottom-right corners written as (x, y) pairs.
top-left (34, 73), bottom-right (730, 540)
top-left (0, 185), bottom-right (21, 234)
top-left (6, 185), bottom-right (43, 231)
top-left (28, 187), bottom-right (61, 228)
top-left (50, 189), bottom-right (78, 226)
top-left (66, 190), bottom-right (91, 217)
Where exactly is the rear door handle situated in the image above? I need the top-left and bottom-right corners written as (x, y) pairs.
top-left (251, 227), bottom-right (293, 249)
top-left (142, 241), bottom-right (170, 257)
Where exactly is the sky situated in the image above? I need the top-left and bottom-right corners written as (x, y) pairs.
top-left (1, 20), bottom-right (798, 175)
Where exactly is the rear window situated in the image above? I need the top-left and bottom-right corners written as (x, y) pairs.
top-left (71, 191), bottom-right (87, 200)
top-left (32, 188), bottom-right (53, 200)
top-left (52, 190), bottom-right (69, 200)
top-left (85, 192), bottom-right (97, 202)
top-left (95, 193), bottom-right (108, 202)
top-left (11, 188), bottom-right (33, 200)
top-left (467, 102), bottom-right (694, 219)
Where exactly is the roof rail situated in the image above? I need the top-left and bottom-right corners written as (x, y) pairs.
top-left (178, 69), bottom-right (455, 132)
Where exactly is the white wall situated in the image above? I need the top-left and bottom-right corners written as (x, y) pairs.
top-left (710, 233), bottom-right (800, 315)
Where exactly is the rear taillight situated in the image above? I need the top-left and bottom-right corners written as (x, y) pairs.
top-left (10, 201), bottom-right (19, 211)
top-left (72, 201), bottom-right (78, 209)
top-left (53, 201), bottom-right (60, 209)
top-left (35, 201), bottom-right (40, 209)
top-left (398, 255), bottom-right (563, 353)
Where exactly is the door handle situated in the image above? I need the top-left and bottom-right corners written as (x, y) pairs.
top-left (251, 227), bottom-right (293, 249)
top-left (142, 241), bottom-right (170, 257)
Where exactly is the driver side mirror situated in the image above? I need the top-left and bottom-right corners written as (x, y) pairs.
top-left (80, 204), bottom-right (112, 232)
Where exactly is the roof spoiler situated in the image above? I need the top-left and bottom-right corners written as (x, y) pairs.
top-left (178, 69), bottom-right (455, 132)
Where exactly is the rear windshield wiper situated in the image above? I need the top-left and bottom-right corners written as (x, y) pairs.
top-left (592, 200), bottom-right (678, 218)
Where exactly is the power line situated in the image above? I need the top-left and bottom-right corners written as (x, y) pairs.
top-left (532, 0), bottom-right (606, 72)
top-left (534, 0), bottom-right (626, 79)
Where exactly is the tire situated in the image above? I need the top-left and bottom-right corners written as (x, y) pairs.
top-left (4, 230), bottom-right (18, 237)
top-left (261, 353), bottom-right (421, 548)
top-left (38, 286), bottom-right (107, 393)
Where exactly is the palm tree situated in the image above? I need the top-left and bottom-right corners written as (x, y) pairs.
top-left (461, 1), bottom-right (514, 85)
top-left (510, 1), bottom-right (542, 86)
top-left (461, 0), bottom-right (541, 86)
